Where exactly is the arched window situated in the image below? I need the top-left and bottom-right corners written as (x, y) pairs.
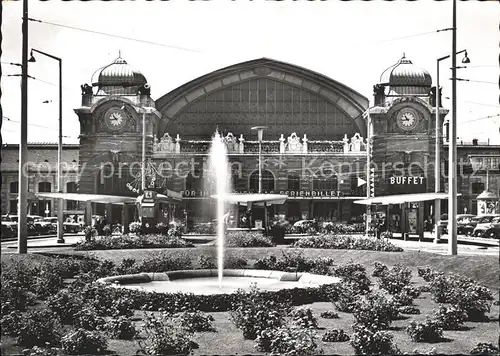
top-left (249, 170), bottom-right (275, 192)
top-left (10, 181), bottom-right (19, 194)
top-left (312, 169), bottom-right (338, 191)
top-left (38, 182), bottom-right (52, 193)
top-left (287, 173), bottom-right (300, 191)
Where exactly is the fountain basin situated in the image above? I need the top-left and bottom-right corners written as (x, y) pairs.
top-left (97, 269), bottom-right (340, 295)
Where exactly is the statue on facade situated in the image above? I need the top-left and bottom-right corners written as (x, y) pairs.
top-left (279, 134), bottom-right (286, 154)
top-left (239, 134), bottom-right (245, 154)
top-left (286, 132), bottom-right (302, 153)
top-left (224, 132), bottom-right (238, 153)
top-left (350, 133), bottom-right (364, 152)
top-left (80, 83), bottom-right (93, 95)
top-left (153, 135), bottom-right (159, 152)
top-left (302, 134), bottom-right (308, 153)
top-left (158, 132), bottom-right (174, 152)
top-left (342, 134), bottom-right (350, 153)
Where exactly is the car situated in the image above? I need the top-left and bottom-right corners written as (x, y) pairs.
top-left (1, 215), bottom-right (18, 239)
top-left (460, 216), bottom-right (481, 236)
top-left (456, 214), bottom-right (476, 235)
top-left (43, 217), bottom-right (82, 233)
top-left (472, 215), bottom-right (500, 237)
top-left (481, 217), bottom-right (500, 239)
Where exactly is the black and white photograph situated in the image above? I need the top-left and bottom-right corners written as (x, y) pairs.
top-left (1, 0), bottom-right (499, 355)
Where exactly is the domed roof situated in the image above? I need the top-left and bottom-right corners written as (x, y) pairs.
top-left (477, 190), bottom-right (499, 200)
top-left (380, 54), bottom-right (432, 87)
top-left (92, 55), bottom-right (147, 95)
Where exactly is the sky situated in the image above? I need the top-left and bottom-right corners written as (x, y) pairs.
top-left (2, 0), bottom-right (499, 145)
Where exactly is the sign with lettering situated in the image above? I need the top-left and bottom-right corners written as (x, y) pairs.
top-left (181, 189), bottom-right (343, 198)
top-left (388, 176), bottom-right (427, 194)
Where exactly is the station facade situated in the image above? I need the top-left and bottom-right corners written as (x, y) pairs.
top-left (2, 55), bottom-right (499, 232)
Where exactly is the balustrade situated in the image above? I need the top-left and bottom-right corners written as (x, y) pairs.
top-left (152, 131), bottom-right (367, 155)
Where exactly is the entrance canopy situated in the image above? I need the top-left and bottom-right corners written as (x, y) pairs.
top-left (354, 193), bottom-right (459, 206)
top-left (37, 192), bottom-right (137, 205)
top-left (212, 193), bottom-right (288, 206)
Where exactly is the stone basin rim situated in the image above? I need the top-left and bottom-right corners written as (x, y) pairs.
top-left (97, 269), bottom-right (341, 285)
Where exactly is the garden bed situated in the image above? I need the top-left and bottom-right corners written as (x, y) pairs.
top-left (1, 252), bottom-right (498, 356)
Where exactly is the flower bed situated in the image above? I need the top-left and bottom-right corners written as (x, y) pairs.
top-left (74, 234), bottom-right (194, 250)
top-left (291, 234), bottom-right (403, 252)
top-left (225, 230), bottom-right (275, 247)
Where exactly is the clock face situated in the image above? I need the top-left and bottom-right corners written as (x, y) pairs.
top-left (104, 108), bottom-right (127, 131)
top-left (397, 108), bottom-right (418, 131)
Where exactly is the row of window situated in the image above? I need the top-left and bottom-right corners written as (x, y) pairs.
top-left (9, 181), bottom-right (77, 194)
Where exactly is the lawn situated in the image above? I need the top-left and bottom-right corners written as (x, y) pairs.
top-left (1, 247), bottom-right (499, 355)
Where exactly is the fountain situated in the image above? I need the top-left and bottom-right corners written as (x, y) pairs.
top-left (207, 131), bottom-right (230, 288)
top-left (98, 131), bottom-right (340, 294)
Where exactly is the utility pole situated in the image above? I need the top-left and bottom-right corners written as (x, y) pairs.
top-left (18, 0), bottom-right (29, 253)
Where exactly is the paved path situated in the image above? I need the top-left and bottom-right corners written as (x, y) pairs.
top-left (1, 232), bottom-right (498, 256)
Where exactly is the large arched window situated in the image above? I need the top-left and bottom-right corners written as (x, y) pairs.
top-left (10, 181), bottom-right (19, 194)
top-left (287, 173), bottom-right (300, 191)
top-left (249, 170), bottom-right (275, 192)
top-left (312, 169), bottom-right (338, 191)
top-left (38, 181), bottom-right (52, 192)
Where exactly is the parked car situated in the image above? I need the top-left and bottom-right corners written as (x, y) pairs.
top-left (472, 215), bottom-right (500, 237)
top-left (482, 217), bottom-right (500, 239)
top-left (455, 214), bottom-right (476, 235)
top-left (43, 217), bottom-right (82, 233)
top-left (1, 215), bottom-right (18, 239)
top-left (460, 216), bottom-right (481, 236)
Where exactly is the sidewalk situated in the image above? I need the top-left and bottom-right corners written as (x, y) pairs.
top-left (2, 231), bottom-right (497, 257)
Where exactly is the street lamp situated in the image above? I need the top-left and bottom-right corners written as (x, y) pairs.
top-left (29, 48), bottom-right (65, 243)
top-left (251, 126), bottom-right (268, 194)
top-left (434, 49), bottom-right (470, 244)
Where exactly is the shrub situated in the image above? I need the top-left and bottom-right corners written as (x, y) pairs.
top-left (22, 346), bottom-right (62, 355)
top-left (75, 233), bottom-right (193, 250)
top-left (320, 310), bottom-right (339, 319)
top-left (433, 305), bottom-right (467, 330)
top-left (470, 342), bottom-right (499, 355)
top-left (115, 258), bottom-right (140, 275)
top-left (454, 283), bottom-right (494, 321)
top-left (333, 262), bottom-right (371, 294)
top-left (47, 290), bottom-right (85, 324)
top-left (197, 253), bottom-right (216, 269)
top-left (61, 329), bottom-right (107, 355)
top-left (255, 327), bottom-right (320, 356)
top-left (406, 318), bottom-right (443, 342)
top-left (105, 316), bottom-right (136, 340)
top-left (1, 309), bottom-right (22, 336)
top-left (352, 293), bottom-right (398, 330)
top-left (225, 230), bottom-right (275, 247)
top-left (292, 234), bottom-right (403, 252)
top-left (322, 329), bottom-right (350, 342)
top-left (84, 226), bottom-right (97, 241)
top-left (0, 279), bottom-right (36, 312)
top-left (377, 264), bottom-right (412, 295)
top-left (290, 307), bottom-right (319, 329)
top-left (372, 261), bottom-right (389, 277)
top-left (392, 288), bottom-right (415, 306)
top-left (350, 325), bottom-right (400, 355)
top-left (17, 310), bottom-right (61, 347)
top-left (139, 251), bottom-right (192, 272)
top-left (229, 284), bottom-right (287, 339)
top-left (129, 221), bottom-right (142, 234)
top-left (418, 266), bottom-right (443, 282)
top-left (224, 254), bottom-right (248, 269)
top-left (253, 250), bottom-right (335, 275)
top-left (175, 310), bottom-right (216, 332)
top-left (137, 312), bottom-right (196, 355)
top-left (73, 306), bottom-right (107, 331)
top-left (334, 282), bottom-right (358, 313)
top-left (399, 306), bottom-right (421, 315)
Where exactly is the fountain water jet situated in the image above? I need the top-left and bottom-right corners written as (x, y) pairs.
top-left (207, 131), bottom-right (230, 288)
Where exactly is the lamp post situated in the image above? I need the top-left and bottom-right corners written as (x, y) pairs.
top-left (251, 126), bottom-right (268, 194)
top-left (434, 49), bottom-right (469, 244)
top-left (29, 48), bottom-right (65, 243)
top-left (251, 126), bottom-right (268, 231)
